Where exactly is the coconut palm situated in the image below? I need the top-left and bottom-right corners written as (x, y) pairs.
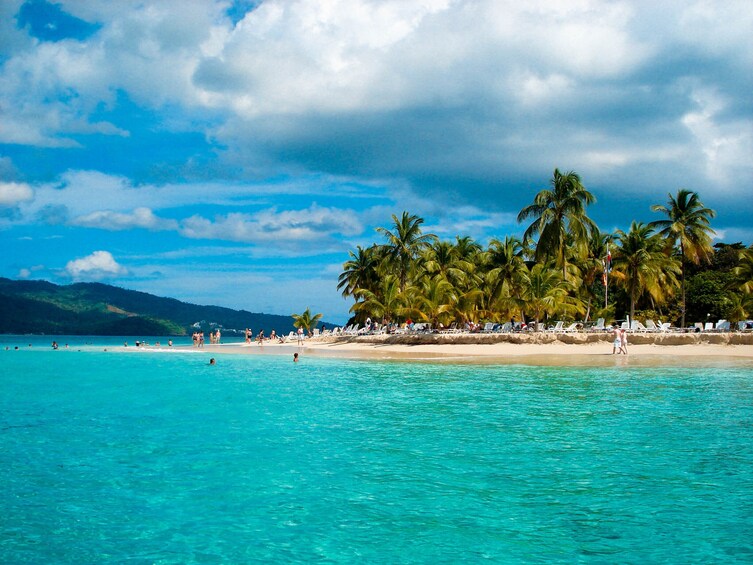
top-left (351, 275), bottom-right (405, 323)
top-left (519, 263), bottom-right (579, 328)
top-left (376, 212), bottom-right (437, 292)
top-left (291, 308), bottom-right (323, 336)
top-left (735, 248), bottom-right (753, 294)
top-left (651, 189), bottom-right (716, 327)
top-left (725, 292), bottom-right (753, 325)
top-left (572, 230), bottom-right (614, 321)
top-left (414, 277), bottom-right (455, 328)
top-left (484, 236), bottom-right (527, 319)
top-left (422, 240), bottom-right (467, 284)
top-left (517, 168), bottom-right (598, 278)
top-left (337, 245), bottom-right (380, 298)
top-left (611, 222), bottom-right (680, 321)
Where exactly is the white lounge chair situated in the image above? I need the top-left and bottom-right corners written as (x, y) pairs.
top-left (645, 320), bottom-right (659, 332)
top-left (715, 320), bottom-right (730, 332)
top-left (562, 322), bottom-right (579, 332)
top-left (703, 322), bottom-right (714, 331)
top-left (482, 322), bottom-right (495, 333)
top-left (631, 320), bottom-right (648, 333)
top-left (551, 321), bottom-right (564, 332)
top-left (590, 318), bottom-right (606, 332)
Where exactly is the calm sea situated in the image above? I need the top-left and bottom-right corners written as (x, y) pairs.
top-left (2, 336), bottom-right (752, 563)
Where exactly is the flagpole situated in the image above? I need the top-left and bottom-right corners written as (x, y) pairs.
top-left (605, 244), bottom-right (609, 310)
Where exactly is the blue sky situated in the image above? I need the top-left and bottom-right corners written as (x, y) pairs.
top-left (1, 0), bottom-right (751, 324)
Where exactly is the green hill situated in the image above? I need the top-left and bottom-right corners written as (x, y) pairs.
top-left (0, 278), bottom-right (302, 336)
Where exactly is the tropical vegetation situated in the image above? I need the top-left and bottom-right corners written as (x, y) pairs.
top-left (339, 170), bottom-right (750, 329)
top-left (291, 308), bottom-right (323, 336)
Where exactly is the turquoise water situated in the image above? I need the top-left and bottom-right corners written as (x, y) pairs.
top-left (2, 341), bottom-right (752, 563)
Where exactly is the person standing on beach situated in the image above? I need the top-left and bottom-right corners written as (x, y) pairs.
top-left (620, 328), bottom-right (629, 355)
top-left (612, 326), bottom-right (622, 354)
top-left (297, 326), bottom-right (304, 345)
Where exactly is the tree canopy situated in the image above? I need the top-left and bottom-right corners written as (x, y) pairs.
top-left (338, 176), bottom-right (749, 329)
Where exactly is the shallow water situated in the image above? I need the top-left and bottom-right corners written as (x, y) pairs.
top-left (2, 342), bottom-right (752, 563)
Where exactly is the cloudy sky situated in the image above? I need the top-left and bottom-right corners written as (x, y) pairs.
top-left (1, 0), bottom-right (751, 324)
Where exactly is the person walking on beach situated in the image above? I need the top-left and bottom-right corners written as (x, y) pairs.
top-left (297, 326), bottom-right (304, 345)
top-left (620, 328), bottom-right (629, 355)
top-left (612, 325), bottom-right (622, 354)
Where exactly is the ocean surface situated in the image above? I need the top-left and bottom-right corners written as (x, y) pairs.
top-left (2, 336), bottom-right (752, 563)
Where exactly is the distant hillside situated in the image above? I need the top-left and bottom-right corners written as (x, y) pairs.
top-left (0, 278), bottom-right (302, 336)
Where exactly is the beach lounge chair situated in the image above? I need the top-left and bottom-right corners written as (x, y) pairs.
top-left (715, 320), bottom-right (730, 332)
top-left (631, 320), bottom-right (648, 333)
top-left (562, 322), bottom-right (579, 332)
top-left (482, 322), bottom-right (495, 333)
top-left (620, 321), bottom-right (629, 330)
top-left (313, 328), bottom-right (320, 337)
top-left (703, 322), bottom-right (714, 331)
top-left (590, 318), bottom-right (606, 332)
top-left (550, 321), bottom-right (564, 332)
top-left (645, 320), bottom-right (659, 332)
top-left (500, 322), bottom-right (512, 333)
top-left (658, 321), bottom-right (672, 332)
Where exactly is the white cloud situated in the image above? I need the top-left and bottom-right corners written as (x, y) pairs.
top-left (65, 250), bottom-right (127, 279)
top-left (72, 207), bottom-right (178, 231)
top-left (179, 204), bottom-right (364, 244)
top-left (0, 181), bottom-right (33, 206)
top-left (681, 87), bottom-right (753, 189)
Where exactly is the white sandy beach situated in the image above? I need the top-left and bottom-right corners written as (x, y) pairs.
top-left (163, 332), bottom-right (753, 366)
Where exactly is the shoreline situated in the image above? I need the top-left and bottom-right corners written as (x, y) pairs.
top-left (155, 332), bottom-right (753, 367)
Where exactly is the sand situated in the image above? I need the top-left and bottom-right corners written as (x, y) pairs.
top-left (168, 332), bottom-right (753, 367)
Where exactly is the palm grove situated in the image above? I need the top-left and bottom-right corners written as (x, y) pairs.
top-left (336, 169), bottom-right (753, 330)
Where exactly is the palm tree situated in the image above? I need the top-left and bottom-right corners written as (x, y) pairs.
top-left (517, 168), bottom-right (598, 278)
top-left (423, 240), bottom-right (465, 283)
top-left (337, 245), bottom-right (380, 298)
top-left (352, 275), bottom-right (405, 323)
top-left (376, 212), bottom-right (437, 292)
top-left (519, 263), bottom-right (580, 328)
top-left (484, 236), bottom-right (526, 319)
top-left (735, 248), bottom-right (753, 294)
top-left (415, 277), bottom-right (455, 328)
top-left (651, 189), bottom-right (716, 327)
top-left (611, 222), bottom-right (680, 321)
top-left (572, 230), bottom-right (614, 321)
top-left (291, 308), bottom-right (323, 336)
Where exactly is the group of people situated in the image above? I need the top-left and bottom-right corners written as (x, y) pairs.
top-left (191, 331), bottom-right (205, 347)
top-left (244, 327), bottom-right (286, 345)
top-left (612, 326), bottom-right (629, 355)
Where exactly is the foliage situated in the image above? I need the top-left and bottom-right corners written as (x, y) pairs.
top-left (338, 182), bottom-right (748, 330)
top-left (291, 308), bottom-right (323, 336)
top-left (650, 189), bottom-right (717, 326)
